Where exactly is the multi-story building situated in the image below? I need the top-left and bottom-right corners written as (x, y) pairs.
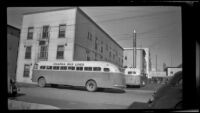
top-left (16, 7), bottom-right (124, 83)
top-left (123, 48), bottom-right (151, 78)
top-left (7, 25), bottom-right (20, 80)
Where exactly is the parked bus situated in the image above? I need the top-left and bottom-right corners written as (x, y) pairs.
top-left (124, 67), bottom-right (147, 87)
top-left (32, 61), bottom-right (126, 92)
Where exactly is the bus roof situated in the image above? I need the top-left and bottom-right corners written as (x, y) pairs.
top-left (36, 61), bottom-right (118, 68)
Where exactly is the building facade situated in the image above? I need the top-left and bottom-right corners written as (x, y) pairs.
top-left (7, 25), bottom-right (20, 80)
top-left (16, 7), bottom-right (123, 83)
top-left (123, 48), bottom-right (151, 78)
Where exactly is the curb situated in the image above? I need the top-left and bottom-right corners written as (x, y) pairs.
top-left (8, 99), bottom-right (59, 110)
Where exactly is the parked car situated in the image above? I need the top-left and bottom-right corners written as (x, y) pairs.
top-left (8, 76), bottom-right (18, 96)
top-left (128, 71), bottom-right (182, 109)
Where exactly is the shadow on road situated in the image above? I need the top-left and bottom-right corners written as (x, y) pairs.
top-left (46, 84), bottom-right (125, 93)
top-left (8, 93), bottom-right (26, 100)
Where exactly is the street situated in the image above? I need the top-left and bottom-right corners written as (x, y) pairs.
top-left (10, 84), bottom-right (154, 109)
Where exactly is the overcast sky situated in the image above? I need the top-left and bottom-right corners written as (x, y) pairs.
top-left (7, 7), bottom-right (182, 70)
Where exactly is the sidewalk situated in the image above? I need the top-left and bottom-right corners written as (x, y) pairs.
top-left (8, 99), bottom-right (59, 110)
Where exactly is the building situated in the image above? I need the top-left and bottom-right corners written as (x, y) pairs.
top-left (16, 7), bottom-right (124, 83)
top-left (123, 48), bottom-right (151, 78)
top-left (166, 67), bottom-right (182, 76)
top-left (7, 25), bottom-right (20, 80)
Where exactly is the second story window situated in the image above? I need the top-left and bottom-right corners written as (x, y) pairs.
top-left (42, 25), bottom-right (49, 39)
top-left (27, 27), bottom-right (33, 40)
top-left (57, 45), bottom-right (64, 59)
top-left (25, 46), bottom-right (31, 59)
top-left (39, 46), bottom-right (48, 59)
top-left (58, 24), bottom-right (66, 38)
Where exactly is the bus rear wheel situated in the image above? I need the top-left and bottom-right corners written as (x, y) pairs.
top-left (86, 80), bottom-right (97, 92)
top-left (38, 77), bottom-right (46, 87)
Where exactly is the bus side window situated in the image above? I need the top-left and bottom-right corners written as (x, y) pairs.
top-left (133, 71), bottom-right (136, 74)
top-left (103, 68), bottom-right (110, 72)
top-left (84, 67), bottom-right (92, 71)
top-left (46, 66), bottom-right (52, 70)
top-left (40, 66), bottom-right (46, 70)
top-left (76, 67), bottom-right (83, 71)
top-left (93, 67), bottom-right (101, 71)
top-left (128, 71), bottom-right (132, 74)
top-left (68, 66), bottom-right (75, 70)
top-left (60, 66), bottom-right (67, 70)
top-left (53, 66), bottom-right (59, 70)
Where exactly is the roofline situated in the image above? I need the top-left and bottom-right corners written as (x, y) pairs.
top-left (7, 24), bottom-right (20, 31)
top-left (124, 47), bottom-right (149, 50)
top-left (23, 7), bottom-right (76, 15)
top-left (76, 7), bottom-right (124, 50)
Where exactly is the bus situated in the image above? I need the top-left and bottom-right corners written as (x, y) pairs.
top-left (124, 67), bottom-right (147, 87)
top-left (32, 61), bottom-right (126, 92)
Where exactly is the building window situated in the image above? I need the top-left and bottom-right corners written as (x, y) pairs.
top-left (25, 46), bottom-right (31, 59)
top-left (125, 56), bottom-right (127, 60)
top-left (56, 45), bottom-right (64, 59)
top-left (87, 56), bottom-right (90, 61)
top-left (39, 46), bottom-right (48, 59)
top-left (23, 64), bottom-right (30, 77)
top-left (58, 24), bottom-right (66, 38)
top-left (95, 37), bottom-right (98, 50)
top-left (42, 25), bottom-right (49, 39)
top-left (106, 44), bottom-right (108, 51)
top-left (87, 32), bottom-right (92, 41)
top-left (27, 27), bottom-right (33, 40)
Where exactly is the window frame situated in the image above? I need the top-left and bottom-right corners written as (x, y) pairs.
top-left (25, 46), bottom-right (32, 59)
top-left (27, 27), bottom-right (34, 40)
top-left (46, 66), bottom-right (52, 70)
top-left (53, 66), bottom-right (60, 70)
top-left (68, 66), bottom-right (75, 70)
top-left (76, 67), bottom-right (83, 71)
top-left (93, 67), bottom-right (101, 71)
top-left (103, 68), bottom-right (110, 72)
top-left (23, 64), bottom-right (30, 77)
top-left (58, 24), bottom-right (66, 38)
top-left (56, 45), bottom-right (65, 59)
top-left (84, 67), bottom-right (92, 71)
top-left (60, 66), bottom-right (68, 70)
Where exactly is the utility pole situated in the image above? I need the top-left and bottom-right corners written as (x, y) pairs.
top-left (156, 54), bottom-right (157, 72)
top-left (133, 29), bottom-right (136, 68)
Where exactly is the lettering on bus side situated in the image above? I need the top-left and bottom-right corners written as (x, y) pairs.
top-left (53, 63), bottom-right (65, 66)
top-left (75, 63), bottom-right (84, 66)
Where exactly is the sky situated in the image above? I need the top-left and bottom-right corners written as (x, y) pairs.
top-left (7, 7), bottom-right (182, 70)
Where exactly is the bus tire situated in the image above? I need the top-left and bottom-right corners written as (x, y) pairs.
top-left (38, 77), bottom-right (46, 87)
top-left (86, 80), bottom-right (97, 92)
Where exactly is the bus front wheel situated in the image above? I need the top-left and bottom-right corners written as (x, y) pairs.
top-left (38, 77), bottom-right (46, 87)
top-left (86, 80), bottom-right (97, 92)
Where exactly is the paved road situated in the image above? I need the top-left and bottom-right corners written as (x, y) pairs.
top-left (11, 85), bottom-right (154, 109)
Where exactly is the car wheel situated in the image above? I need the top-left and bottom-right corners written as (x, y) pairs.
top-left (86, 80), bottom-right (97, 92)
top-left (38, 77), bottom-right (46, 87)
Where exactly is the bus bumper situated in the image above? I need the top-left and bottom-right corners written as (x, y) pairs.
top-left (113, 84), bottom-right (126, 89)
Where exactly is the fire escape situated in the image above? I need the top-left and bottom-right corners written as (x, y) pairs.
top-left (36, 26), bottom-right (50, 62)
